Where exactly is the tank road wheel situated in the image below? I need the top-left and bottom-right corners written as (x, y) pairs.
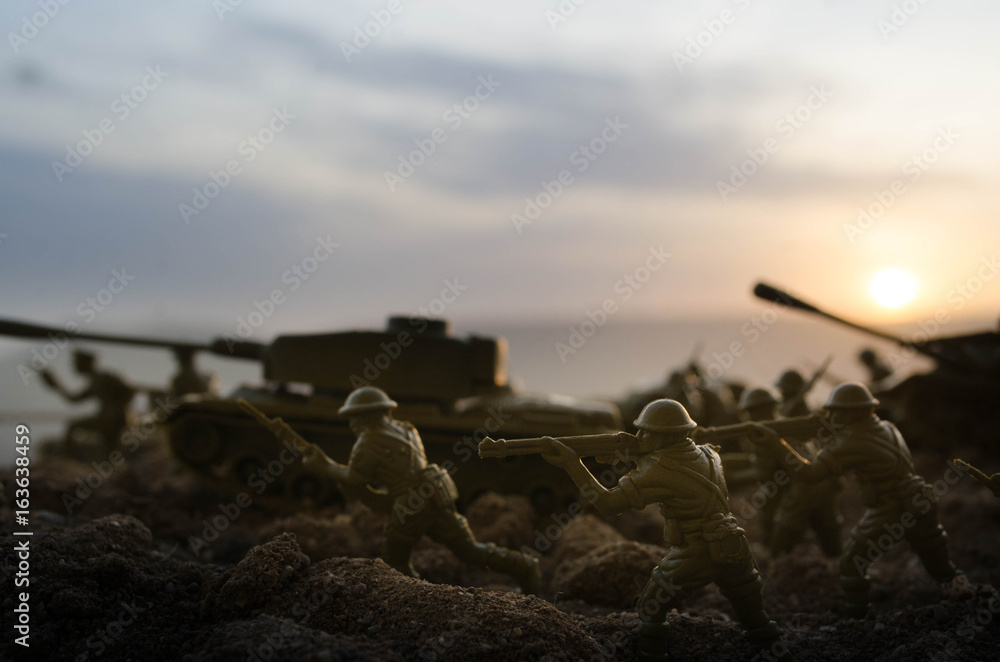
top-left (170, 420), bottom-right (222, 467)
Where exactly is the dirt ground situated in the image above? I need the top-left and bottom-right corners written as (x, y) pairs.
top-left (2, 438), bottom-right (998, 661)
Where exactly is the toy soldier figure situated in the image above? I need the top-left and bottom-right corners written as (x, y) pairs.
top-left (738, 387), bottom-right (787, 545)
top-left (752, 382), bottom-right (960, 618)
top-left (170, 346), bottom-right (216, 397)
top-left (40, 349), bottom-right (135, 455)
top-left (542, 399), bottom-right (786, 661)
top-left (270, 387), bottom-right (541, 592)
top-left (775, 369), bottom-right (811, 418)
top-left (740, 387), bottom-right (843, 558)
top-left (858, 348), bottom-right (893, 391)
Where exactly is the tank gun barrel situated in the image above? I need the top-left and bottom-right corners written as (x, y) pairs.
top-left (0, 317), bottom-right (265, 361)
top-left (752, 283), bottom-right (972, 371)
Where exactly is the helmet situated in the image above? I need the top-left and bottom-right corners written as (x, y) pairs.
top-left (633, 399), bottom-right (697, 432)
top-left (72, 349), bottom-right (96, 370)
top-left (338, 387), bottom-right (398, 417)
top-left (739, 387), bottom-right (779, 412)
top-left (824, 382), bottom-right (879, 409)
top-left (775, 369), bottom-right (805, 393)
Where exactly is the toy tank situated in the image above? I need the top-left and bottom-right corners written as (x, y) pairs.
top-left (169, 317), bottom-right (622, 512)
top-left (0, 316), bottom-right (621, 512)
top-left (754, 283), bottom-right (1000, 450)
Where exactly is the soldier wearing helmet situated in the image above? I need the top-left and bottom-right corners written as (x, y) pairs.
top-left (858, 348), bottom-right (892, 390)
top-left (299, 386), bottom-right (540, 593)
top-left (40, 349), bottom-right (135, 455)
top-left (739, 386), bottom-right (843, 558)
top-left (737, 387), bottom-right (786, 544)
top-left (752, 382), bottom-right (960, 618)
top-left (543, 399), bottom-right (787, 661)
top-left (774, 369), bottom-right (811, 417)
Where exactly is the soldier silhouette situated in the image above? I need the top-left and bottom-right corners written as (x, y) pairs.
top-left (41, 349), bottom-right (135, 455)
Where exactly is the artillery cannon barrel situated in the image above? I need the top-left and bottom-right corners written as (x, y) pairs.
top-left (0, 317), bottom-right (266, 361)
top-left (753, 283), bottom-right (971, 371)
top-left (479, 432), bottom-right (638, 459)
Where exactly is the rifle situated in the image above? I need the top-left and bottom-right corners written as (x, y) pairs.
top-left (780, 355), bottom-right (832, 417)
top-left (478, 432), bottom-right (639, 460)
top-left (692, 413), bottom-right (827, 447)
top-left (479, 414), bottom-right (826, 461)
top-left (954, 459), bottom-right (1000, 497)
top-left (237, 398), bottom-right (393, 510)
top-left (237, 398), bottom-right (313, 455)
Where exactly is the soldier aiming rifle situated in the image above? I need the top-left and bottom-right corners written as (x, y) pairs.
top-left (484, 399), bottom-right (790, 661)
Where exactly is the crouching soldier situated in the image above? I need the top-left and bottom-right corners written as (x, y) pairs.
top-left (541, 399), bottom-right (787, 661)
top-left (243, 387), bottom-right (541, 593)
top-left (750, 382), bottom-right (961, 618)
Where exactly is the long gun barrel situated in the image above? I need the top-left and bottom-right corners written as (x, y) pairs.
top-left (0, 317), bottom-right (266, 361)
top-left (752, 283), bottom-right (975, 372)
top-left (693, 413), bottom-right (827, 446)
top-left (479, 432), bottom-right (638, 459)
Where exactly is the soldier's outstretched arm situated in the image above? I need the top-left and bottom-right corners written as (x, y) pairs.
top-left (541, 438), bottom-right (633, 516)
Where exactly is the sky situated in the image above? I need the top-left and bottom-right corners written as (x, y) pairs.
top-left (0, 0), bottom-right (998, 350)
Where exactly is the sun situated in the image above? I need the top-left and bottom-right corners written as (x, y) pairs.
top-left (869, 268), bottom-right (919, 309)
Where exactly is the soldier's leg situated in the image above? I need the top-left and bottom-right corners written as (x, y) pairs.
top-left (635, 549), bottom-right (700, 662)
top-left (427, 507), bottom-right (540, 593)
top-left (770, 501), bottom-right (810, 555)
top-left (905, 506), bottom-right (959, 583)
top-left (838, 508), bottom-right (884, 618)
top-left (810, 500), bottom-right (844, 558)
top-left (759, 491), bottom-right (781, 546)
top-left (99, 419), bottom-right (124, 456)
top-left (380, 508), bottom-right (429, 578)
top-left (717, 561), bottom-right (785, 656)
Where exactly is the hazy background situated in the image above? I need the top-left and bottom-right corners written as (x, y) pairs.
top-left (1, 1), bottom-right (997, 459)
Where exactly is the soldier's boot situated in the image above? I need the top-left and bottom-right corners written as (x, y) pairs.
top-left (455, 541), bottom-right (541, 594)
top-left (721, 574), bottom-right (791, 660)
top-left (728, 595), bottom-right (790, 660)
top-left (380, 537), bottom-right (419, 579)
top-left (839, 576), bottom-right (870, 619)
top-left (908, 525), bottom-right (960, 584)
top-left (636, 621), bottom-right (671, 661)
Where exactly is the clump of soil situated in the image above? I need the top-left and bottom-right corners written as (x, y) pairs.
top-left (552, 541), bottom-right (667, 606)
top-left (551, 514), bottom-right (623, 564)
